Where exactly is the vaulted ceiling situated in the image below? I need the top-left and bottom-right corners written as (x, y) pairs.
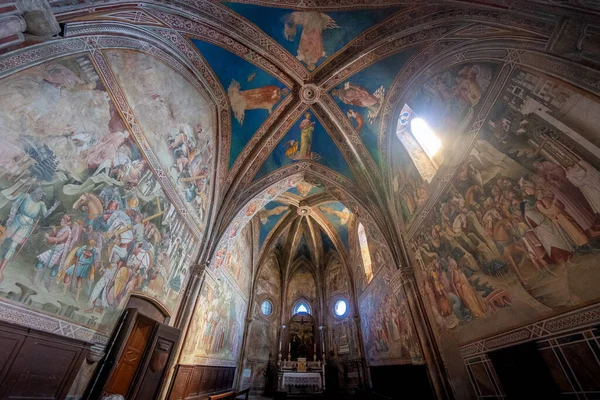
top-left (50, 0), bottom-right (600, 276)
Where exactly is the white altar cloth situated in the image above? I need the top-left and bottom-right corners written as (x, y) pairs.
top-left (281, 372), bottom-right (322, 390)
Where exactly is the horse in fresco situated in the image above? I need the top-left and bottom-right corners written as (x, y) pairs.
top-left (73, 192), bottom-right (104, 221)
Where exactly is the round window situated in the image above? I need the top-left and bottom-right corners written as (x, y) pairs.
top-left (334, 299), bottom-right (348, 317)
top-left (261, 300), bottom-right (273, 316)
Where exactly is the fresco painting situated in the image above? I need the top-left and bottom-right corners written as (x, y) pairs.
top-left (256, 257), bottom-right (281, 301)
top-left (217, 223), bottom-right (253, 297)
top-left (258, 201), bottom-right (289, 249)
top-left (0, 55), bottom-right (197, 334)
top-left (408, 63), bottom-right (496, 142)
top-left (191, 39), bottom-right (289, 168)
top-left (320, 228), bottom-right (336, 254)
top-left (411, 68), bottom-right (600, 344)
top-left (286, 266), bottom-right (316, 312)
top-left (331, 50), bottom-right (415, 161)
top-left (359, 272), bottom-right (423, 365)
top-left (225, 3), bottom-right (395, 71)
top-left (287, 182), bottom-right (323, 197)
top-left (326, 258), bottom-right (348, 295)
top-left (247, 257), bottom-right (280, 364)
top-left (181, 268), bottom-right (247, 365)
top-left (255, 111), bottom-right (355, 181)
top-left (318, 202), bottom-right (351, 249)
top-left (294, 233), bottom-right (313, 264)
top-left (106, 50), bottom-right (215, 232)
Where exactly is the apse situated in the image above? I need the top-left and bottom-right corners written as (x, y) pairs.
top-left (0, 1), bottom-right (599, 400)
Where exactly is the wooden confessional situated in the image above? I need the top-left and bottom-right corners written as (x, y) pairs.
top-left (86, 294), bottom-right (180, 400)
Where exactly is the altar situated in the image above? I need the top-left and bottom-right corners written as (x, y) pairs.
top-left (280, 372), bottom-right (323, 395)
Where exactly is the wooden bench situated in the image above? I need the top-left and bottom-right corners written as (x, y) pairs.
top-left (208, 392), bottom-right (235, 400)
top-left (235, 388), bottom-right (250, 400)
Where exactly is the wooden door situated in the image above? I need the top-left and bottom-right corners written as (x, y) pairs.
top-left (131, 324), bottom-right (181, 400)
top-left (104, 313), bottom-right (155, 397)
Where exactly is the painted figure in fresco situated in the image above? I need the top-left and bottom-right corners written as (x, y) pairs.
top-left (0, 188), bottom-right (60, 281)
top-left (61, 240), bottom-right (97, 302)
top-left (332, 82), bottom-right (386, 124)
top-left (285, 113), bottom-right (317, 161)
top-left (346, 109), bottom-right (365, 131)
top-left (86, 261), bottom-right (119, 314)
top-left (284, 11), bottom-right (339, 71)
top-left (167, 123), bottom-right (212, 211)
top-left (295, 182), bottom-right (314, 197)
top-left (415, 64), bottom-right (492, 134)
top-left (532, 160), bottom-right (597, 235)
top-left (320, 205), bottom-right (351, 225)
top-left (228, 80), bottom-right (290, 125)
top-left (258, 206), bottom-right (287, 225)
top-left (565, 158), bottom-right (600, 215)
top-left (519, 179), bottom-right (573, 265)
top-left (33, 214), bottom-right (82, 288)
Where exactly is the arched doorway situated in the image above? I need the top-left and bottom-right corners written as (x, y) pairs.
top-left (86, 294), bottom-right (181, 399)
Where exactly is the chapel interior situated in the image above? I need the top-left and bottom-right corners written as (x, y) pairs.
top-left (0, 1), bottom-right (599, 399)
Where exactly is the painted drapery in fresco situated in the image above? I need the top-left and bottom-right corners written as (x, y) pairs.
top-left (0, 54), bottom-right (198, 334)
top-left (358, 272), bottom-right (422, 365)
top-left (182, 223), bottom-right (253, 365)
top-left (411, 68), bottom-right (600, 344)
top-left (181, 268), bottom-right (247, 365)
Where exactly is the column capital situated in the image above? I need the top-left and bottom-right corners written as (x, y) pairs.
top-left (192, 261), bottom-right (209, 276)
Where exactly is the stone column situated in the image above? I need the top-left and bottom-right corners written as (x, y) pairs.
top-left (234, 316), bottom-right (254, 390)
top-left (278, 324), bottom-right (286, 367)
top-left (318, 325), bottom-right (325, 362)
top-left (159, 262), bottom-right (208, 399)
top-left (399, 259), bottom-right (454, 400)
top-left (352, 315), bottom-right (369, 389)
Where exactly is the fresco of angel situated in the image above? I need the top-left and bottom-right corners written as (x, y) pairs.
top-left (284, 11), bottom-right (339, 71)
top-left (332, 82), bottom-right (386, 126)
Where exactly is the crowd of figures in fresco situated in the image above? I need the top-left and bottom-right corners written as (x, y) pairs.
top-left (182, 269), bottom-right (246, 363)
top-left (412, 68), bottom-right (600, 336)
top-left (359, 272), bottom-right (422, 365)
top-left (0, 54), bottom-right (197, 332)
top-left (105, 51), bottom-right (214, 229)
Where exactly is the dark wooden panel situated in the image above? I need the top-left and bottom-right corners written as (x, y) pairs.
top-left (169, 365), bottom-right (193, 400)
top-left (167, 365), bottom-right (236, 400)
top-left (133, 324), bottom-right (181, 400)
top-left (370, 365), bottom-right (435, 400)
top-left (0, 321), bottom-right (89, 400)
top-left (0, 324), bottom-right (27, 385)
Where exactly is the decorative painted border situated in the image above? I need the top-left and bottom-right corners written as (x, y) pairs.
top-left (460, 302), bottom-right (600, 358)
top-left (0, 300), bottom-right (109, 344)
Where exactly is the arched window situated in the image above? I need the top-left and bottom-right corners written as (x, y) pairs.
top-left (395, 104), bottom-right (442, 182)
top-left (357, 223), bottom-right (373, 283)
top-left (294, 302), bottom-right (310, 315)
